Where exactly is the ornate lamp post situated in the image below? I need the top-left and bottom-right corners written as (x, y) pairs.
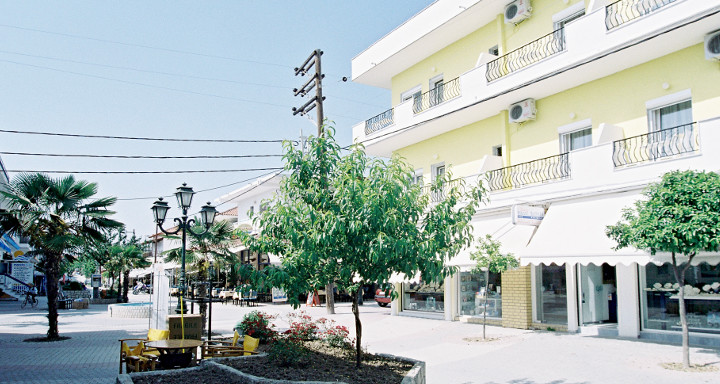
top-left (151, 183), bottom-right (217, 314)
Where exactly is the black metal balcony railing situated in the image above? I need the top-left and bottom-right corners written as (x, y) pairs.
top-left (605, 0), bottom-right (677, 30)
top-left (364, 108), bottom-right (394, 135)
top-left (612, 122), bottom-right (698, 167)
top-left (412, 77), bottom-right (461, 114)
top-left (485, 29), bottom-right (566, 82)
top-left (485, 153), bottom-right (570, 192)
top-left (421, 178), bottom-right (466, 203)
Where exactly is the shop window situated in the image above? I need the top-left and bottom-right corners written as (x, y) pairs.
top-left (641, 263), bottom-right (720, 333)
top-left (458, 271), bottom-right (502, 318)
top-left (403, 280), bottom-right (444, 313)
top-left (534, 264), bottom-right (568, 325)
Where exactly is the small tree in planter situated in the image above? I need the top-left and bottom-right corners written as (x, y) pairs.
top-left (606, 170), bottom-right (720, 369)
top-left (240, 127), bottom-right (483, 368)
top-left (470, 234), bottom-right (518, 340)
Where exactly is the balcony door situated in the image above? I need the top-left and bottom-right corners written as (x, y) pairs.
top-left (429, 75), bottom-right (444, 107)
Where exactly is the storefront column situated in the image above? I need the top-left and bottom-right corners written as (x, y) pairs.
top-left (391, 283), bottom-right (401, 316)
top-left (566, 264), bottom-right (579, 332)
top-left (616, 263), bottom-right (640, 338)
top-left (444, 275), bottom-right (455, 321)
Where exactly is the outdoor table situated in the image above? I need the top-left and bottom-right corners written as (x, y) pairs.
top-left (145, 339), bottom-right (202, 369)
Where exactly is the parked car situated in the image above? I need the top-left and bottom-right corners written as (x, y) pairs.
top-left (374, 288), bottom-right (391, 307)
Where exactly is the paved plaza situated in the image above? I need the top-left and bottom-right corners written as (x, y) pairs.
top-left (0, 294), bottom-right (719, 384)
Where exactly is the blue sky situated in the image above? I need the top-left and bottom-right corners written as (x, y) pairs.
top-left (0, 1), bottom-right (433, 236)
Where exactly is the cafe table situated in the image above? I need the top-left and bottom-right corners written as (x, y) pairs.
top-left (145, 339), bottom-right (203, 369)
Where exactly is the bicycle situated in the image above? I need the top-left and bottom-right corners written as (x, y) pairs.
top-left (21, 292), bottom-right (38, 309)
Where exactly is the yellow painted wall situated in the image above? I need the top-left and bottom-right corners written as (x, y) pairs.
top-left (503, 0), bottom-right (587, 54)
top-left (395, 115), bottom-right (505, 181)
top-left (394, 43), bottom-right (720, 172)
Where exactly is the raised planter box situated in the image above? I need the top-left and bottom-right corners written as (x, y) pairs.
top-left (117, 353), bottom-right (425, 384)
top-left (62, 290), bottom-right (92, 299)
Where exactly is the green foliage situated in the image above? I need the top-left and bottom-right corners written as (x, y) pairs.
top-left (606, 170), bottom-right (720, 256)
top-left (237, 310), bottom-right (277, 343)
top-left (470, 234), bottom-right (519, 275)
top-left (268, 337), bottom-right (309, 368)
top-left (63, 281), bottom-right (85, 291)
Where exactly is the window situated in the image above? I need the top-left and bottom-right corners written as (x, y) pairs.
top-left (403, 280), bottom-right (444, 313)
top-left (553, 2), bottom-right (585, 31)
top-left (648, 100), bottom-right (692, 132)
top-left (488, 45), bottom-right (499, 56)
top-left (458, 271), bottom-right (503, 318)
top-left (560, 127), bottom-right (592, 152)
top-left (429, 75), bottom-right (444, 107)
top-left (534, 264), bottom-right (568, 325)
top-left (646, 91), bottom-right (694, 158)
top-left (432, 163), bottom-right (445, 182)
top-left (401, 86), bottom-right (422, 112)
top-left (492, 145), bottom-right (503, 157)
top-left (411, 169), bottom-right (423, 185)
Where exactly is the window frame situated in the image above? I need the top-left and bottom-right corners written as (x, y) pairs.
top-left (557, 119), bottom-right (593, 153)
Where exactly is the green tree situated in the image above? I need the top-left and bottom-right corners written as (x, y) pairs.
top-left (0, 173), bottom-right (122, 340)
top-left (164, 219), bottom-right (236, 334)
top-left (241, 127), bottom-right (483, 367)
top-left (470, 234), bottom-right (518, 340)
top-left (606, 170), bottom-right (720, 368)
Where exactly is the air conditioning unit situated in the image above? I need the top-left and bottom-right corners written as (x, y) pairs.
top-left (504, 0), bottom-right (532, 24)
top-left (508, 99), bottom-right (536, 123)
top-left (705, 30), bottom-right (720, 60)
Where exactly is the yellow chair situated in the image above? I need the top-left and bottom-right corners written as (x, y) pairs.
top-left (118, 329), bottom-right (169, 374)
top-left (201, 333), bottom-right (260, 359)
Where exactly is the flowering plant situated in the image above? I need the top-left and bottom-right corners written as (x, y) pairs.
top-left (237, 310), bottom-right (277, 343)
top-left (284, 311), bottom-right (319, 341)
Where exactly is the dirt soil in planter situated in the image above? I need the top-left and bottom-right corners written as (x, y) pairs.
top-left (132, 366), bottom-right (247, 384)
top-left (221, 340), bottom-right (414, 384)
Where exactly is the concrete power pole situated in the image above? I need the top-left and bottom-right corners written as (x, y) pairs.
top-left (292, 49), bottom-right (336, 315)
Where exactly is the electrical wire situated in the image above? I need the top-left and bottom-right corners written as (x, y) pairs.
top-left (5, 167), bottom-right (284, 174)
top-left (0, 151), bottom-right (283, 159)
top-left (0, 128), bottom-right (286, 143)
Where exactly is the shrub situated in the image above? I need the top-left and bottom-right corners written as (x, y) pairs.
top-left (268, 337), bottom-right (308, 368)
top-left (322, 324), bottom-right (352, 348)
top-left (63, 281), bottom-right (84, 290)
top-left (238, 311), bottom-right (277, 343)
top-left (285, 311), bottom-right (319, 341)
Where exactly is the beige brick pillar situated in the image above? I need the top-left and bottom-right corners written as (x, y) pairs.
top-left (501, 266), bottom-right (533, 329)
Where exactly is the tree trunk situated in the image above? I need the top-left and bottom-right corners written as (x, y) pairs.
top-left (483, 276), bottom-right (488, 340)
top-left (199, 264), bottom-right (208, 335)
top-left (325, 282), bottom-right (336, 314)
top-left (46, 254), bottom-right (60, 339)
top-left (671, 252), bottom-right (691, 368)
top-left (122, 270), bottom-right (130, 303)
top-left (351, 289), bottom-right (362, 368)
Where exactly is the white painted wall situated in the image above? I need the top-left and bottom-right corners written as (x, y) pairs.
top-left (616, 263), bottom-right (640, 338)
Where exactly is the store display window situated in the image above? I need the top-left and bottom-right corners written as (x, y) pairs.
top-left (458, 271), bottom-right (502, 318)
top-left (641, 263), bottom-right (720, 333)
top-left (535, 264), bottom-right (568, 325)
top-left (402, 280), bottom-right (444, 313)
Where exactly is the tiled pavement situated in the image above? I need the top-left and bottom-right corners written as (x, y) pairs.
top-left (1, 295), bottom-right (720, 384)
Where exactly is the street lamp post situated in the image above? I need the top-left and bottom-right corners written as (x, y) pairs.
top-left (151, 183), bottom-right (217, 314)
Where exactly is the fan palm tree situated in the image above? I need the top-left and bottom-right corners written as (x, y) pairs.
top-left (164, 219), bottom-right (236, 334)
top-left (0, 173), bottom-right (122, 340)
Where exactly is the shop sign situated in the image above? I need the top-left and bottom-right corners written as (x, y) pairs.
top-left (91, 274), bottom-right (102, 288)
top-left (11, 262), bottom-right (34, 284)
top-left (512, 204), bottom-right (544, 226)
top-left (271, 287), bottom-right (288, 302)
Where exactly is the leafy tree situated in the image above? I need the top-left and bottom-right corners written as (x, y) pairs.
top-left (606, 170), bottom-right (720, 368)
top-left (164, 219), bottom-right (236, 334)
top-left (0, 173), bottom-right (122, 340)
top-left (470, 234), bottom-right (518, 340)
top-left (240, 127), bottom-right (483, 367)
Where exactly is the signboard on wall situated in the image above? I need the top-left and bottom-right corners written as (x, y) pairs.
top-left (271, 287), bottom-right (288, 303)
top-left (512, 204), bottom-right (545, 226)
top-left (11, 262), bottom-right (34, 284)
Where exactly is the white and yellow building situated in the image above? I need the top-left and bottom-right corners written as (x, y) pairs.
top-left (351, 0), bottom-right (720, 345)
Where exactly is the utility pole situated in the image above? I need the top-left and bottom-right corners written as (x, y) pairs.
top-left (292, 49), bottom-right (336, 315)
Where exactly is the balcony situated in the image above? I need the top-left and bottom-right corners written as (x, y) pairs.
top-left (486, 29), bottom-right (566, 82)
top-left (484, 153), bottom-right (570, 192)
top-left (365, 108), bottom-right (394, 135)
top-left (612, 122), bottom-right (698, 167)
top-left (413, 77), bottom-right (461, 114)
top-left (605, 0), bottom-right (679, 30)
top-left (421, 177), bottom-right (467, 203)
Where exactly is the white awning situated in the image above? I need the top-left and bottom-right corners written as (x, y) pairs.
top-left (517, 191), bottom-right (653, 266)
top-left (129, 267), bottom-right (154, 278)
top-left (449, 213), bottom-right (536, 270)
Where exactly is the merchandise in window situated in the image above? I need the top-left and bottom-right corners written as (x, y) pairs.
top-left (458, 271), bottom-right (502, 318)
top-left (641, 263), bottom-right (720, 333)
top-left (403, 280), bottom-right (444, 313)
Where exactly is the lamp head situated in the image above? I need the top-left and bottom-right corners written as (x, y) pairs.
top-left (151, 197), bottom-right (170, 225)
top-left (199, 202), bottom-right (217, 229)
top-left (175, 183), bottom-right (195, 210)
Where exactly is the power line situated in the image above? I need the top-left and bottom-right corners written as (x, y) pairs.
top-left (0, 23), bottom-right (294, 69)
top-left (0, 151), bottom-right (283, 160)
top-left (5, 167), bottom-right (284, 174)
top-left (0, 128), bottom-right (286, 143)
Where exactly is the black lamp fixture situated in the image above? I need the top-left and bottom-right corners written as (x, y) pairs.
top-left (151, 183), bottom-right (217, 314)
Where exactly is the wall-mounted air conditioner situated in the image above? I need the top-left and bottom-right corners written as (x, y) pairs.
top-left (508, 98), bottom-right (536, 123)
top-left (705, 30), bottom-right (720, 60)
top-left (505, 0), bottom-right (532, 25)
